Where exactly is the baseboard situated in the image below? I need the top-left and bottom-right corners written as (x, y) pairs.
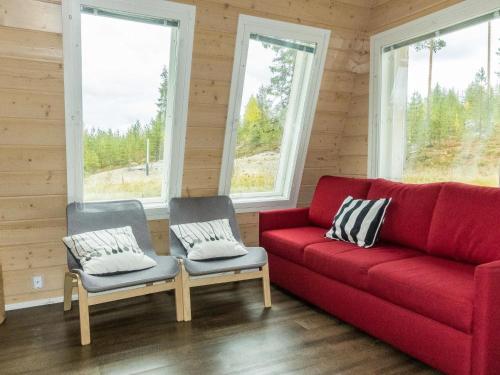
top-left (6, 294), bottom-right (78, 311)
top-left (5, 269), bottom-right (255, 311)
top-left (4, 282), bottom-right (161, 311)
top-left (5, 280), bottom-right (174, 311)
top-left (4, 280), bottom-right (166, 311)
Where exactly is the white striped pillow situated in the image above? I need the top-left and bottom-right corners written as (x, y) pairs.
top-left (326, 196), bottom-right (391, 248)
top-left (63, 226), bottom-right (157, 275)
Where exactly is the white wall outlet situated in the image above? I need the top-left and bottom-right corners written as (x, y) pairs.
top-left (32, 275), bottom-right (44, 289)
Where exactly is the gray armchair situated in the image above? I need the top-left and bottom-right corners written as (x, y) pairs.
top-left (169, 196), bottom-right (271, 321)
top-left (64, 200), bottom-right (183, 345)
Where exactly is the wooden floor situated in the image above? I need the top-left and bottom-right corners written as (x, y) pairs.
top-left (0, 282), bottom-right (438, 374)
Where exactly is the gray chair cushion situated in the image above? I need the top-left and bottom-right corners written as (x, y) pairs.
top-left (66, 200), bottom-right (179, 292)
top-left (183, 247), bottom-right (267, 276)
top-left (169, 196), bottom-right (268, 276)
top-left (72, 250), bottom-right (179, 293)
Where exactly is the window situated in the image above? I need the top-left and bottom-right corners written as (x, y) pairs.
top-left (370, 1), bottom-right (500, 187)
top-left (62, 0), bottom-right (195, 219)
top-left (219, 15), bottom-right (330, 211)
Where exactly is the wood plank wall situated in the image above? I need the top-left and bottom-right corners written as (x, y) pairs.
top-left (337, 0), bottom-right (463, 178)
top-left (0, 0), bottom-right (372, 305)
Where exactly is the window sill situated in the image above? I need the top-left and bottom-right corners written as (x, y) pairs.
top-left (143, 203), bottom-right (169, 221)
top-left (231, 196), bottom-right (297, 213)
top-left (143, 197), bottom-right (298, 220)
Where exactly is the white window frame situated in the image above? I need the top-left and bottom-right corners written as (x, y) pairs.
top-left (369, 0), bottom-right (500, 179)
top-left (62, 0), bottom-right (195, 219)
top-left (219, 15), bottom-right (330, 212)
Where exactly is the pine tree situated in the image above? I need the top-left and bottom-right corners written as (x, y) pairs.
top-left (150, 66), bottom-right (168, 162)
top-left (414, 39), bottom-right (447, 102)
top-left (414, 38), bottom-right (447, 142)
top-left (262, 45), bottom-right (296, 120)
top-left (156, 66), bottom-right (169, 118)
top-left (497, 37), bottom-right (500, 78)
top-left (465, 68), bottom-right (489, 137)
top-left (406, 92), bottom-right (426, 153)
top-left (236, 95), bottom-right (282, 157)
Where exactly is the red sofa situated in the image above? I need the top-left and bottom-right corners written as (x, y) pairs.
top-left (259, 176), bottom-right (500, 375)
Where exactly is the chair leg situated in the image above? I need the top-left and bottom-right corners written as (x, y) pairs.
top-left (63, 272), bottom-right (74, 312)
top-left (262, 263), bottom-right (272, 308)
top-left (76, 276), bottom-right (91, 345)
top-left (180, 261), bottom-right (191, 322)
top-left (174, 273), bottom-right (184, 322)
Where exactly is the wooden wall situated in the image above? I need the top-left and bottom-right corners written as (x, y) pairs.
top-left (0, 0), bottom-right (67, 305)
top-left (337, 0), bottom-right (463, 178)
top-left (0, 0), bottom-right (372, 305)
top-left (0, 0), bottom-right (466, 306)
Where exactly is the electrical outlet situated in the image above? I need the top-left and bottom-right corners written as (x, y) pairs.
top-left (32, 275), bottom-right (44, 289)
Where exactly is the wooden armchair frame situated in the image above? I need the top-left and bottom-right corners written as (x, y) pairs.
top-left (63, 200), bottom-right (185, 346)
top-left (64, 270), bottom-right (183, 345)
top-left (179, 260), bottom-right (271, 322)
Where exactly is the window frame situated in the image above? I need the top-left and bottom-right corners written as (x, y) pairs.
top-left (369, 0), bottom-right (500, 180)
top-left (219, 15), bottom-right (330, 212)
top-left (62, 0), bottom-right (195, 219)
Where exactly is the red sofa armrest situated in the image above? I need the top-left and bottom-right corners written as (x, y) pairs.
top-left (259, 207), bottom-right (310, 234)
top-left (472, 260), bottom-right (500, 375)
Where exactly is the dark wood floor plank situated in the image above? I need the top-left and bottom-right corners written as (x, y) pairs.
top-left (0, 281), bottom-right (438, 374)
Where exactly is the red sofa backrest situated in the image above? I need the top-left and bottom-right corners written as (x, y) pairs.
top-left (309, 176), bottom-right (371, 228)
top-left (367, 179), bottom-right (442, 251)
top-left (427, 182), bottom-right (500, 264)
top-left (309, 176), bottom-right (500, 263)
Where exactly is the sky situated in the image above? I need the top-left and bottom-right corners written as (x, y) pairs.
top-left (407, 18), bottom-right (500, 97)
top-left (81, 12), bottom-right (277, 132)
top-left (240, 40), bottom-right (276, 115)
top-left (81, 13), bottom-right (172, 132)
top-left (82, 11), bottom-right (284, 132)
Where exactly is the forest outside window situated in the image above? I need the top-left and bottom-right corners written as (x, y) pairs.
top-left (62, 0), bottom-right (195, 218)
top-left (372, 7), bottom-right (500, 186)
top-left (219, 16), bottom-right (330, 210)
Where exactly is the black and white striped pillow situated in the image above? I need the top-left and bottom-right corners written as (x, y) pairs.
top-left (326, 196), bottom-right (391, 248)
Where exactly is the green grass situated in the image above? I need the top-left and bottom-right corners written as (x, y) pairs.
top-left (85, 173), bottom-right (275, 198)
top-left (403, 170), bottom-right (498, 187)
top-left (84, 179), bottom-right (162, 201)
top-left (230, 172), bottom-right (276, 194)
top-left (404, 137), bottom-right (499, 187)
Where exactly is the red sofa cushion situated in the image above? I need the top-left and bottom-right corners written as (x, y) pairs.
top-left (427, 183), bottom-right (500, 264)
top-left (268, 253), bottom-right (472, 375)
top-left (368, 256), bottom-right (475, 333)
top-left (308, 176), bottom-right (371, 229)
top-left (260, 226), bottom-right (330, 265)
top-left (304, 242), bottom-right (421, 290)
top-left (367, 179), bottom-right (442, 251)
